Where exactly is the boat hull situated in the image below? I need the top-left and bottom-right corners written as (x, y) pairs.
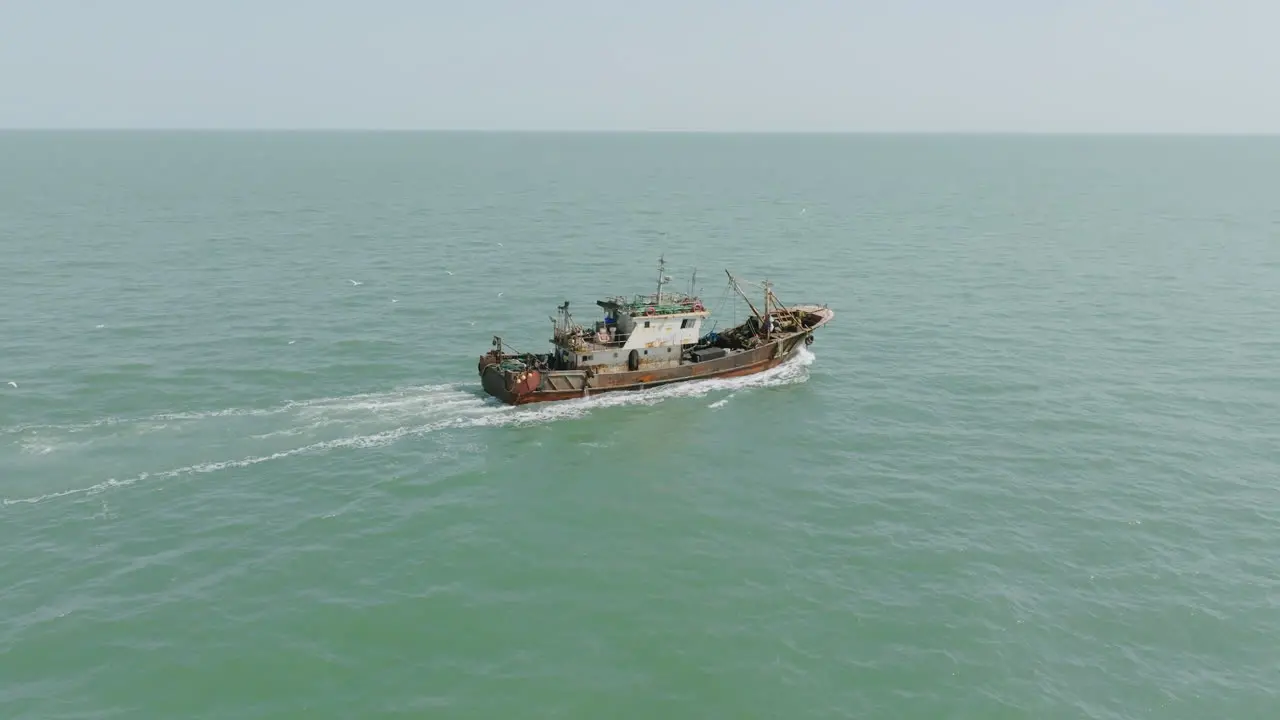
top-left (479, 330), bottom-right (813, 406)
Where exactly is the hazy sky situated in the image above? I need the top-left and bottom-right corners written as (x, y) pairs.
top-left (1, 1), bottom-right (1275, 132)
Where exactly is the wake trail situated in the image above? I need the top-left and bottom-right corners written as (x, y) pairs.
top-left (4, 349), bottom-right (816, 506)
top-left (2, 383), bottom-right (471, 437)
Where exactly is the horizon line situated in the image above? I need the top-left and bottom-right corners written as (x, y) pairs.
top-left (2, 127), bottom-right (1279, 137)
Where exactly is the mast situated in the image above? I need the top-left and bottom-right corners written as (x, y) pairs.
top-left (725, 269), bottom-right (763, 321)
top-left (769, 285), bottom-right (804, 328)
top-left (655, 255), bottom-right (666, 305)
top-left (762, 279), bottom-right (773, 341)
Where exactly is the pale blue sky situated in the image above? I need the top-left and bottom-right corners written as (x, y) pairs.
top-left (1, 0), bottom-right (1275, 132)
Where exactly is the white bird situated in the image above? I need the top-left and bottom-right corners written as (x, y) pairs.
top-left (497, 242), bottom-right (504, 247)
top-left (497, 292), bottom-right (504, 297)
top-left (391, 299), bottom-right (397, 303)
top-left (7, 381), bottom-right (16, 388)
top-left (288, 340), bottom-right (296, 345)
top-left (95, 324), bottom-right (106, 329)
top-left (347, 279), bottom-right (362, 286)
top-left (445, 270), bottom-right (453, 275)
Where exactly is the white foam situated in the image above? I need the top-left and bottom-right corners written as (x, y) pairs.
top-left (3, 350), bottom-right (816, 506)
top-left (18, 435), bottom-right (91, 457)
top-left (20, 441), bottom-right (57, 456)
top-left (2, 383), bottom-right (469, 436)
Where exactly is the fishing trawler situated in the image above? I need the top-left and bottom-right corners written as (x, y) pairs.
top-left (477, 258), bottom-right (833, 405)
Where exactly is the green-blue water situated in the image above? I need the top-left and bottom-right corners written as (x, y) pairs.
top-left (3, 132), bottom-right (1279, 719)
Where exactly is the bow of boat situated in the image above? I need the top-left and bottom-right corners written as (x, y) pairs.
top-left (786, 304), bottom-right (835, 332)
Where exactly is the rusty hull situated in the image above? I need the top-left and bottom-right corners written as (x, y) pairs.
top-left (479, 330), bottom-right (812, 406)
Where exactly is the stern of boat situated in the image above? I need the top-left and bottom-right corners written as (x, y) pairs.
top-left (478, 354), bottom-right (543, 405)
